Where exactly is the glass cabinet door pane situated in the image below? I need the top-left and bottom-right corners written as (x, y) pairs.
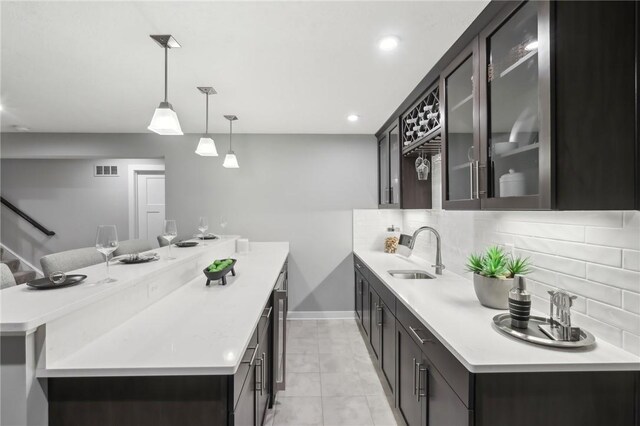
top-left (379, 135), bottom-right (389, 204)
top-left (487, 1), bottom-right (539, 198)
top-left (445, 56), bottom-right (475, 201)
top-left (389, 126), bottom-right (400, 204)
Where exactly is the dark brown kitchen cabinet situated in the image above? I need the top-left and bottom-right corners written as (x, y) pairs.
top-left (440, 39), bottom-right (481, 210)
top-left (256, 307), bottom-right (273, 426)
top-left (378, 120), bottom-right (401, 208)
top-left (379, 0), bottom-right (638, 211)
top-left (353, 270), bottom-right (364, 322)
top-left (396, 320), bottom-right (471, 426)
top-left (369, 287), bottom-right (382, 360)
top-left (379, 297), bottom-right (396, 394)
top-left (234, 360), bottom-right (256, 426)
top-left (362, 277), bottom-right (371, 338)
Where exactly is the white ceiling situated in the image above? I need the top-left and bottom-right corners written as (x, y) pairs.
top-left (1, 1), bottom-right (488, 134)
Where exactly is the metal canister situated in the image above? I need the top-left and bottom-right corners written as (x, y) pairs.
top-left (509, 275), bottom-right (531, 329)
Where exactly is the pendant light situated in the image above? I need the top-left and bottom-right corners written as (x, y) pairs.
top-left (148, 35), bottom-right (183, 135)
top-left (195, 87), bottom-right (218, 156)
top-left (223, 115), bottom-right (239, 168)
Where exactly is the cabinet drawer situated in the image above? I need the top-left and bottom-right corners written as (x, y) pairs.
top-left (397, 301), bottom-right (472, 408)
top-left (234, 327), bottom-right (259, 409)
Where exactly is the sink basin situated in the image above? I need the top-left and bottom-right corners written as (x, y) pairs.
top-left (388, 270), bottom-right (436, 279)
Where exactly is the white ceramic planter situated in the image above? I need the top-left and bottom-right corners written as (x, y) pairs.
top-left (472, 274), bottom-right (513, 309)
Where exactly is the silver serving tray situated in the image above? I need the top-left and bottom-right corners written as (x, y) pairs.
top-left (492, 313), bottom-right (596, 349)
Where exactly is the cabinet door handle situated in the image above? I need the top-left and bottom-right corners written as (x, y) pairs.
top-left (262, 307), bottom-right (273, 320)
top-left (376, 304), bottom-right (383, 326)
top-left (261, 352), bottom-right (266, 396)
top-left (409, 326), bottom-right (433, 345)
top-left (474, 160), bottom-right (480, 199)
top-left (255, 356), bottom-right (263, 395)
top-left (412, 358), bottom-right (417, 396)
top-left (468, 162), bottom-right (474, 200)
top-left (242, 343), bottom-right (260, 365)
top-left (417, 364), bottom-right (428, 402)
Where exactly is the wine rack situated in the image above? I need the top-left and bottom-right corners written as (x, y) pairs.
top-left (401, 83), bottom-right (441, 157)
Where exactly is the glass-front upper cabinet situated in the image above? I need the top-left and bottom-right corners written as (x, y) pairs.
top-left (378, 133), bottom-right (390, 205)
top-left (389, 125), bottom-right (400, 205)
top-left (480, 1), bottom-right (551, 209)
top-left (441, 39), bottom-right (481, 209)
top-left (378, 121), bottom-right (401, 208)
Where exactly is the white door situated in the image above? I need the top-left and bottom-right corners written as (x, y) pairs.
top-left (136, 172), bottom-right (165, 245)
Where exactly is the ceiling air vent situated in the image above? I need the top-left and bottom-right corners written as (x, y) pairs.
top-left (94, 165), bottom-right (119, 177)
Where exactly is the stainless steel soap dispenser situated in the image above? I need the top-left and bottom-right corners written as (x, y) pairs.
top-left (508, 275), bottom-right (531, 329)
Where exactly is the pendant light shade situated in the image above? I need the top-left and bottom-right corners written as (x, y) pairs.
top-left (223, 115), bottom-right (239, 168)
top-left (223, 151), bottom-right (239, 168)
top-left (148, 102), bottom-right (183, 135)
top-left (148, 35), bottom-right (183, 136)
top-left (195, 87), bottom-right (218, 156)
top-left (196, 137), bottom-right (218, 156)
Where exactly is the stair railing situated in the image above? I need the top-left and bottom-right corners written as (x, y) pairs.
top-left (1, 196), bottom-right (56, 236)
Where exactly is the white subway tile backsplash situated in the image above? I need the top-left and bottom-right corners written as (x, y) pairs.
top-left (623, 211), bottom-right (640, 228)
top-left (555, 275), bottom-right (621, 307)
top-left (586, 264), bottom-right (640, 293)
top-left (587, 300), bottom-right (640, 335)
top-left (499, 221), bottom-right (584, 242)
top-left (571, 311), bottom-right (623, 347)
top-left (553, 241), bottom-right (622, 267)
top-left (585, 226), bottom-right (640, 250)
top-left (622, 250), bottom-right (640, 272)
top-left (622, 291), bottom-right (640, 315)
top-left (517, 250), bottom-right (586, 278)
top-left (622, 332), bottom-right (640, 356)
top-left (354, 209), bottom-right (640, 356)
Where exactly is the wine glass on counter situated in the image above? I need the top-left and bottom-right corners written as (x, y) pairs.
top-left (219, 215), bottom-right (228, 236)
top-left (95, 225), bottom-right (119, 283)
top-left (198, 216), bottom-right (209, 246)
top-left (163, 220), bottom-right (178, 260)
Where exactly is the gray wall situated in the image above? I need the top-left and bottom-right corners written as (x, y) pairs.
top-left (0, 158), bottom-right (164, 269)
top-left (1, 133), bottom-right (378, 312)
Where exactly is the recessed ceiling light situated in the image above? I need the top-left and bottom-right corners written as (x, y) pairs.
top-left (378, 36), bottom-right (399, 52)
top-left (525, 40), bottom-right (538, 51)
top-left (347, 114), bottom-right (360, 122)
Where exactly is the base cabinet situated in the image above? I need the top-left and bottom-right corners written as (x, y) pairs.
top-left (353, 254), bottom-right (639, 426)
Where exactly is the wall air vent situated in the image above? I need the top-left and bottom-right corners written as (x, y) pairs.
top-left (94, 165), bottom-right (119, 177)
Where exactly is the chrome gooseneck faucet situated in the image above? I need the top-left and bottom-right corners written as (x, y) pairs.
top-left (407, 226), bottom-right (445, 275)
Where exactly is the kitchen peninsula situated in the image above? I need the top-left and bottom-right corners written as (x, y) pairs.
top-left (0, 237), bottom-right (289, 426)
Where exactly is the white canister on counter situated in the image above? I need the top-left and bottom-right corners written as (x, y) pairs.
top-left (236, 238), bottom-right (250, 253)
top-left (499, 169), bottom-right (526, 197)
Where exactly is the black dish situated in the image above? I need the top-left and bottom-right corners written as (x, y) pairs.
top-left (27, 274), bottom-right (88, 290)
top-left (119, 256), bottom-right (159, 264)
top-left (175, 241), bottom-right (199, 248)
top-left (201, 234), bottom-right (218, 240)
top-left (203, 259), bottom-right (237, 286)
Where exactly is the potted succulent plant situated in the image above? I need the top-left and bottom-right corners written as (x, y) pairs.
top-left (466, 246), bottom-right (531, 309)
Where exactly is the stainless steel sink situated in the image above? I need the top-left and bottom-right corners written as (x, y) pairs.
top-left (388, 270), bottom-right (436, 280)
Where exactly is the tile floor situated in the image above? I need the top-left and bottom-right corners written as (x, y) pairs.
top-left (263, 319), bottom-right (401, 426)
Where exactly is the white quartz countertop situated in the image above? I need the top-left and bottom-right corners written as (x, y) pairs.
top-left (0, 237), bottom-right (240, 334)
top-left (354, 249), bottom-right (640, 373)
top-left (39, 242), bottom-right (289, 377)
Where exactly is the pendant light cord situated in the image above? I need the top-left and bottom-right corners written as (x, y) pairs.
top-left (164, 47), bottom-right (168, 103)
top-left (229, 120), bottom-right (233, 150)
top-left (205, 93), bottom-right (209, 134)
